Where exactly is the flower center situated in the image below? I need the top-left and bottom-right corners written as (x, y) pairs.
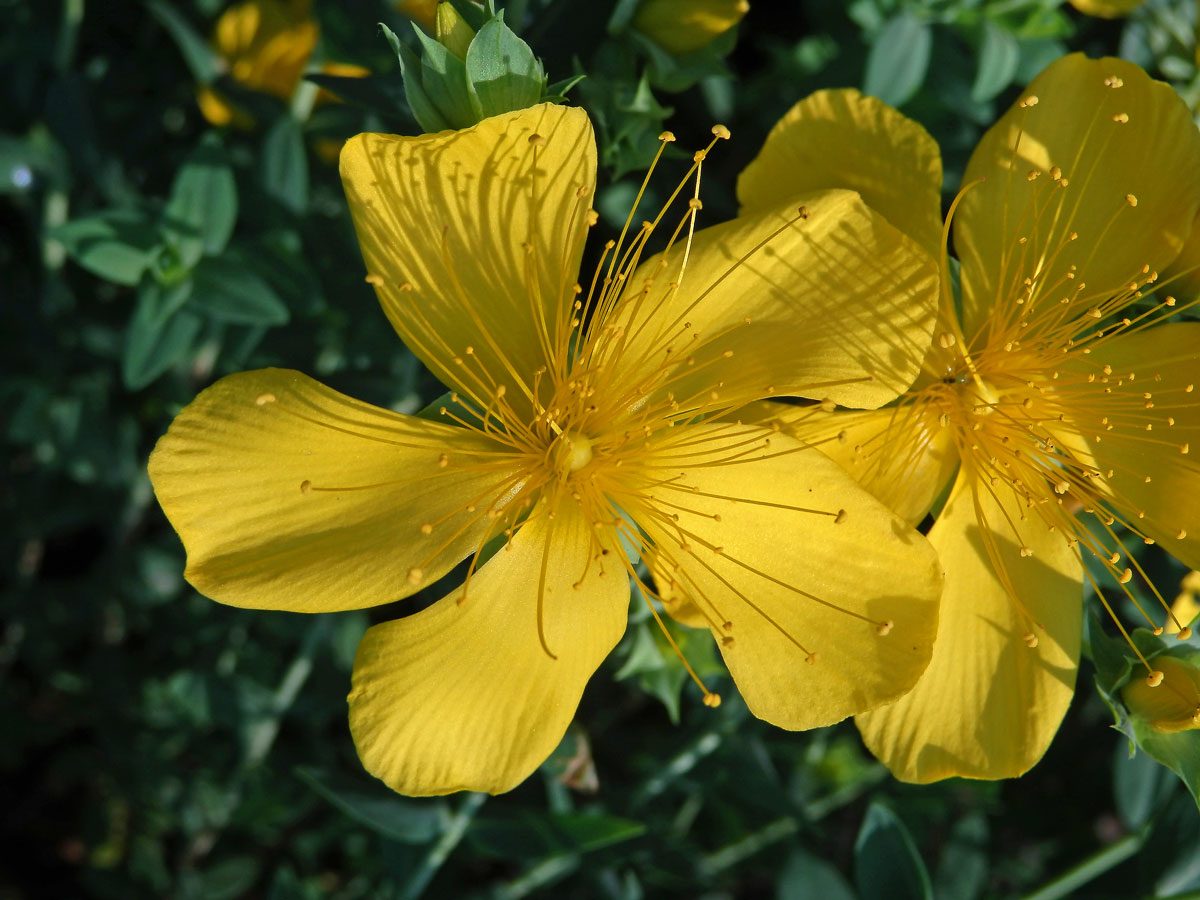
top-left (552, 431), bottom-right (594, 474)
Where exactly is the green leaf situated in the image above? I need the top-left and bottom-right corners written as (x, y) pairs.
top-left (197, 856), bottom-right (260, 900)
top-left (853, 802), bottom-right (933, 900)
top-left (123, 279), bottom-right (201, 390)
top-left (190, 256), bottom-right (290, 326)
top-left (53, 209), bottom-right (163, 286)
top-left (467, 811), bottom-right (645, 859)
top-left (778, 849), bottom-right (856, 900)
top-left (260, 116), bottom-right (308, 214)
top-left (295, 766), bottom-right (448, 844)
top-left (1113, 738), bottom-right (1173, 830)
top-left (863, 12), bottom-right (931, 108)
top-left (971, 20), bottom-right (1019, 103)
top-left (465, 16), bottom-right (545, 119)
top-left (146, 0), bottom-right (218, 84)
top-left (164, 133), bottom-right (238, 268)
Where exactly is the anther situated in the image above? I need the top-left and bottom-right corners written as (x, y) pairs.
top-left (688, 198), bottom-right (703, 210)
top-left (1112, 112), bottom-right (1129, 123)
top-left (658, 131), bottom-right (676, 143)
top-left (693, 149), bottom-right (707, 163)
top-left (407, 567), bottom-right (423, 586)
top-left (702, 692), bottom-right (722, 708)
top-left (1020, 95), bottom-right (1039, 107)
top-left (1119, 568), bottom-right (1134, 584)
top-left (1179, 627), bottom-right (1194, 641)
top-left (420, 523), bottom-right (433, 535)
top-left (364, 273), bottom-right (384, 286)
top-left (1023, 632), bottom-right (1039, 648)
top-left (937, 331), bottom-right (956, 349)
top-left (711, 124), bottom-right (731, 139)
top-left (1182, 443), bottom-right (1190, 454)
top-left (1019, 547), bottom-right (1033, 558)
top-left (1146, 670), bottom-right (1164, 687)
top-left (1125, 193), bottom-right (1138, 207)
top-left (1105, 75), bottom-right (1124, 87)
top-left (876, 620), bottom-right (893, 636)
top-left (255, 392), bottom-right (276, 405)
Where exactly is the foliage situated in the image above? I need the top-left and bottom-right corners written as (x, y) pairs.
top-left (3, 0), bottom-right (1200, 897)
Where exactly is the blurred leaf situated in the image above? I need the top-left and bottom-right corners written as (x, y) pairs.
top-left (190, 256), bottom-right (290, 326)
top-left (146, 0), bottom-right (219, 84)
top-left (53, 209), bottom-right (162, 286)
top-left (164, 133), bottom-right (238, 268)
top-left (467, 811), bottom-right (645, 859)
top-left (123, 279), bottom-right (201, 389)
top-left (466, 16), bottom-right (546, 119)
top-left (863, 11), bottom-right (931, 108)
top-left (1113, 738), bottom-right (1173, 830)
top-left (260, 117), bottom-right (308, 215)
top-left (778, 849), bottom-right (855, 900)
top-left (295, 766), bottom-right (448, 844)
top-left (197, 856), bottom-right (260, 900)
top-left (972, 20), bottom-right (1019, 103)
top-left (932, 812), bottom-right (988, 900)
top-left (854, 801), bottom-right (933, 900)
top-left (304, 72), bottom-right (410, 120)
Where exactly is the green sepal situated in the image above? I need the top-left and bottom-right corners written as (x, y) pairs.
top-left (413, 23), bottom-right (478, 129)
top-left (465, 14), bottom-right (546, 120)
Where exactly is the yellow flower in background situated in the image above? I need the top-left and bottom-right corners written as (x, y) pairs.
top-left (737, 54), bottom-right (1200, 782)
top-left (394, 0), bottom-right (439, 32)
top-left (198, 0), bottom-right (367, 128)
top-left (633, 0), bottom-right (749, 55)
top-left (149, 103), bottom-right (945, 796)
top-left (1067, 0), bottom-right (1147, 18)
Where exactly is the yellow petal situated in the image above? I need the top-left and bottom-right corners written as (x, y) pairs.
top-left (1064, 322), bottom-right (1200, 569)
top-left (955, 54), bottom-right (1200, 338)
top-left (394, 0), bottom-right (439, 31)
top-left (738, 89), bottom-right (944, 255)
top-left (632, 0), bottom-right (749, 55)
top-left (742, 399), bottom-right (958, 526)
top-left (1123, 655), bottom-right (1200, 734)
top-left (856, 467), bottom-right (1084, 782)
top-left (340, 104), bottom-right (595, 419)
top-left (632, 423), bottom-right (942, 729)
top-left (1067, 0), bottom-right (1146, 17)
top-left (606, 190), bottom-right (939, 413)
top-left (197, 86), bottom-right (236, 128)
top-left (148, 369), bottom-right (521, 612)
top-left (349, 498), bottom-right (629, 796)
top-left (1160, 209), bottom-right (1200, 304)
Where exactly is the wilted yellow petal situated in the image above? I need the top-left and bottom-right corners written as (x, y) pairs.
top-left (148, 369), bottom-right (520, 612)
top-left (738, 88), bottom-right (944, 255)
top-left (857, 468), bottom-right (1084, 781)
top-left (340, 104), bottom-right (595, 420)
top-left (633, 423), bottom-right (942, 729)
top-left (349, 499), bottom-right (629, 796)
top-left (955, 54), bottom-right (1200, 337)
top-left (1123, 655), bottom-right (1200, 733)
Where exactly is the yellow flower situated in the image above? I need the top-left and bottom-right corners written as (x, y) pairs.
top-left (737, 54), bottom-right (1200, 782)
top-left (1067, 0), bottom-right (1146, 18)
top-left (633, 0), bottom-right (749, 55)
top-left (149, 104), bottom-right (944, 796)
top-left (198, 0), bottom-right (318, 127)
top-left (198, 0), bottom-right (366, 129)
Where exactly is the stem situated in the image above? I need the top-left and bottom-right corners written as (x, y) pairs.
top-left (1020, 831), bottom-right (1145, 900)
top-left (398, 792), bottom-right (487, 900)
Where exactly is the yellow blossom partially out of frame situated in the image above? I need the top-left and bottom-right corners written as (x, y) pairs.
top-left (734, 54), bottom-right (1200, 782)
top-left (1067, 0), bottom-right (1147, 18)
top-left (149, 104), bottom-right (945, 796)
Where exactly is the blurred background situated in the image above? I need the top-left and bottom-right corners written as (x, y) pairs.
top-left (4, 0), bottom-right (1200, 897)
